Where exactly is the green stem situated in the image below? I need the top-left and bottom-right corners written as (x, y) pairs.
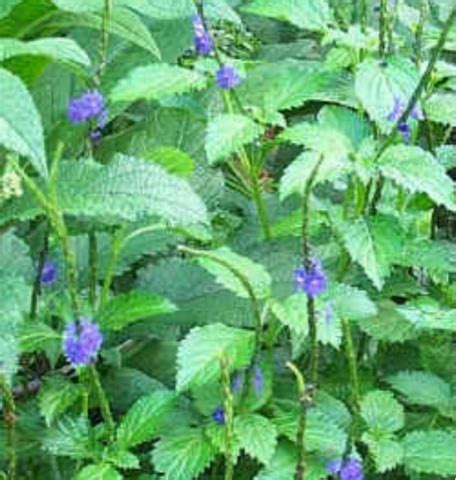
top-left (220, 356), bottom-right (234, 480)
top-left (286, 362), bottom-right (308, 480)
top-left (414, 0), bottom-right (428, 65)
top-left (87, 365), bottom-right (115, 439)
top-left (0, 374), bottom-right (17, 480)
top-left (359, 0), bottom-right (367, 33)
top-left (97, 0), bottom-right (113, 80)
top-left (30, 225), bottom-right (49, 319)
top-left (341, 318), bottom-right (361, 413)
top-left (379, 0), bottom-right (388, 57)
top-left (100, 226), bottom-right (126, 307)
top-left (88, 231), bottom-right (98, 310)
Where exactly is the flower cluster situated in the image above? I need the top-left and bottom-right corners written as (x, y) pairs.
top-left (216, 65), bottom-right (241, 90)
top-left (63, 318), bottom-right (103, 367)
top-left (327, 458), bottom-right (364, 480)
top-left (68, 90), bottom-right (107, 141)
top-left (40, 260), bottom-right (58, 286)
top-left (387, 97), bottom-right (423, 143)
top-left (193, 15), bottom-right (213, 55)
top-left (231, 364), bottom-right (264, 396)
top-left (294, 258), bottom-right (327, 297)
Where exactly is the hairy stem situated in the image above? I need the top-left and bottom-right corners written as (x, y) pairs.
top-left (379, 0), bottom-right (388, 57)
top-left (220, 356), bottom-right (234, 480)
top-left (87, 365), bottom-right (115, 439)
top-left (100, 226), bottom-right (126, 307)
top-left (341, 318), bottom-right (361, 412)
top-left (286, 362), bottom-right (308, 480)
top-left (30, 225), bottom-right (49, 319)
top-left (0, 374), bottom-right (17, 480)
top-left (98, 0), bottom-right (113, 80)
top-left (88, 231), bottom-right (98, 310)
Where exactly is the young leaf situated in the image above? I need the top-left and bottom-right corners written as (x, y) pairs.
top-left (97, 292), bottom-right (177, 332)
top-left (176, 323), bottom-right (255, 392)
top-left (402, 430), bottom-right (456, 476)
top-left (74, 464), bottom-right (122, 480)
top-left (196, 247), bottom-right (272, 299)
top-left (205, 114), bottom-right (264, 165)
top-left (151, 427), bottom-right (216, 480)
top-left (242, 0), bottom-right (331, 32)
top-left (386, 371), bottom-right (454, 418)
top-left (0, 67), bottom-right (47, 178)
top-left (110, 64), bottom-right (206, 104)
top-left (378, 145), bottom-right (456, 211)
top-left (234, 414), bottom-right (278, 465)
top-left (360, 390), bottom-right (404, 434)
top-left (116, 390), bottom-right (175, 449)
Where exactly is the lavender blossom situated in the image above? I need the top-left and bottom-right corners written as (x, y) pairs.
top-left (40, 260), bottom-right (57, 286)
top-left (212, 406), bottom-right (225, 425)
top-left (231, 370), bottom-right (244, 394)
top-left (294, 258), bottom-right (327, 297)
top-left (216, 65), bottom-right (241, 90)
top-left (387, 97), bottom-right (423, 143)
top-left (68, 90), bottom-right (106, 125)
top-left (193, 14), bottom-right (213, 55)
top-left (252, 364), bottom-right (264, 395)
top-left (63, 318), bottom-right (103, 367)
top-left (327, 458), bottom-right (364, 480)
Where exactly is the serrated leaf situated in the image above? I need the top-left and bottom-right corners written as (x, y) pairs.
top-left (151, 427), bottom-right (216, 480)
top-left (326, 283), bottom-right (377, 321)
top-left (271, 293), bottom-right (308, 335)
top-left (110, 64), bottom-right (206, 104)
top-left (425, 92), bottom-right (456, 126)
top-left (397, 297), bottom-right (455, 332)
top-left (116, 390), bottom-right (175, 449)
top-left (176, 323), bottom-right (255, 392)
top-left (314, 391), bottom-right (351, 431)
top-left (360, 390), bottom-right (404, 434)
top-left (402, 430), bottom-right (456, 476)
top-left (74, 464), bottom-right (122, 480)
top-left (362, 433), bottom-right (403, 472)
top-left (242, 0), bottom-right (331, 32)
top-left (97, 292), bottom-right (177, 332)
top-left (378, 145), bottom-right (456, 211)
top-left (355, 56), bottom-right (419, 131)
top-left (0, 37), bottom-right (90, 68)
top-left (0, 68), bottom-right (47, 178)
top-left (196, 247), bottom-right (271, 300)
top-left (1, 155), bottom-right (209, 227)
top-left (18, 322), bottom-right (61, 353)
top-left (234, 413), bottom-right (278, 465)
top-left (205, 114), bottom-right (263, 165)
top-left (39, 376), bottom-right (84, 426)
top-left (387, 371), bottom-right (454, 418)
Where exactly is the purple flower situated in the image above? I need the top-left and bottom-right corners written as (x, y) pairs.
top-left (68, 90), bottom-right (106, 125)
top-left (252, 365), bottom-right (264, 395)
top-left (216, 65), bottom-right (241, 90)
top-left (193, 14), bottom-right (213, 55)
top-left (387, 97), bottom-right (422, 143)
top-left (327, 458), bottom-right (364, 480)
top-left (40, 260), bottom-right (57, 286)
top-left (294, 258), bottom-right (327, 297)
top-left (63, 319), bottom-right (103, 367)
top-left (90, 129), bottom-right (103, 144)
top-left (231, 370), bottom-right (244, 394)
top-left (212, 406), bottom-right (225, 425)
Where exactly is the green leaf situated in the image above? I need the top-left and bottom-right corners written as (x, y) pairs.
top-left (402, 430), bottom-right (456, 476)
top-left (39, 376), bottom-right (84, 426)
top-left (195, 247), bottom-right (271, 300)
top-left (0, 68), bottom-right (47, 178)
top-left (50, 0), bottom-right (104, 12)
top-left (0, 336), bottom-right (17, 383)
top-left (205, 114), bottom-right (264, 165)
top-left (0, 0), bottom-right (22, 18)
top-left (1, 156), bottom-right (209, 227)
top-left (397, 297), bottom-right (455, 332)
top-left (425, 92), bottom-right (456, 126)
top-left (151, 427), bottom-right (216, 480)
top-left (176, 323), bottom-right (255, 392)
top-left (387, 371), bottom-right (454, 418)
top-left (120, 0), bottom-right (194, 19)
top-left (18, 322), bottom-right (61, 353)
top-left (74, 464), bottom-right (122, 480)
top-left (360, 390), bottom-right (404, 434)
top-left (144, 147), bottom-right (195, 177)
top-left (116, 390), bottom-right (175, 449)
top-left (378, 145), bottom-right (456, 211)
top-left (314, 391), bottom-right (351, 431)
top-left (271, 293), bottom-right (308, 335)
top-left (326, 283), bottom-right (377, 321)
top-left (97, 292), bottom-right (177, 332)
top-left (234, 414), bottom-right (278, 465)
top-left (362, 433), bottom-right (403, 473)
top-left (242, 0), bottom-right (331, 32)
top-left (0, 37), bottom-right (90, 68)
top-left (110, 64), bottom-right (206, 104)
top-left (355, 56), bottom-right (419, 131)
top-left (333, 214), bottom-right (405, 290)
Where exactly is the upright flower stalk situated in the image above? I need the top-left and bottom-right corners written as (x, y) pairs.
top-left (0, 373), bottom-right (17, 480)
top-left (220, 355), bottom-right (235, 480)
top-left (341, 318), bottom-right (361, 413)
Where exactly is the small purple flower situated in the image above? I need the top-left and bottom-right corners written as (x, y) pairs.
top-left (40, 260), bottom-right (57, 286)
top-left (212, 406), bottom-right (225, 425)
top-left (63, 319), bottom-right (103, 367)
top-left (193, 14), bottom-right (213, 55)
top-left (231, 370), bottom-right (244, 394)
top-left (252, 365), bottom-right (264, 395)
top-left (216, 65), bottom-right (241, 90)
top-left (387, 97), bottom-right (422, 143)
top-left (68, 90), bottom-right (106, 125)
top-left (294, 258), bottom-right (327, 298)
top-left (327, 458), bottom-right (364, 480)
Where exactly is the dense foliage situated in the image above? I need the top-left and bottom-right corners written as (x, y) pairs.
top-left (0, 0), bottom-right (455, 479)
